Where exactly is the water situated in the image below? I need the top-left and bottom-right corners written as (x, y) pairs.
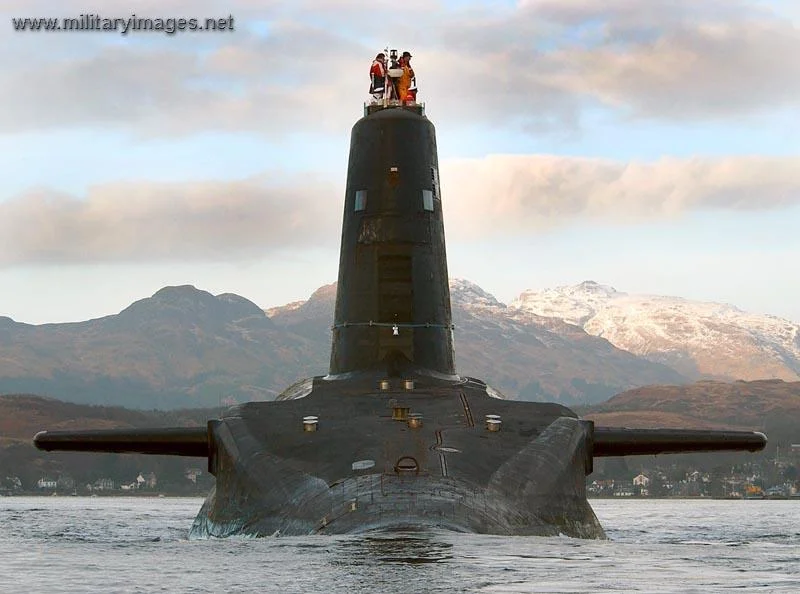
top-left (1, 497), bottom-right (797, 593)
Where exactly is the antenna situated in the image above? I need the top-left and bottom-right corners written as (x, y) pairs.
top-left (383, 45), bottom-right (390, 106)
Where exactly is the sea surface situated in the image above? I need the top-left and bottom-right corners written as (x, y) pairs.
top-left (0, 497), bottom-right (797, 593)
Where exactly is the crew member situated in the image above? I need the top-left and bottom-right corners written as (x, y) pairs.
top-left (369, 53), bottom-right (387, 102)
top-left (396, 51), bottom-right (415, 104)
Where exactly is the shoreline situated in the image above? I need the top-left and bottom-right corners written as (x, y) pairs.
top-left (3, 492), bottom-right (797, 500)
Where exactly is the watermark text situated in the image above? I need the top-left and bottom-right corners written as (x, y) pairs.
top-left (12, 14), bottom-right (235, 35)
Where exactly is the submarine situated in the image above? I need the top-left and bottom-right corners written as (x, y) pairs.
top-left (33, 56), bottom-right (766, 538)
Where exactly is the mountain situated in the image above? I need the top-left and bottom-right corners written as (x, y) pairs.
top-left (509, 281), bottom-right (800, 382)
top-left (267, 279), bottom-right (686, 404)
top-left (0, 281), bottom-right (684, 409)
top-left (0, 394), bottom-right (214, 442)
top-left (0, 286), bottom-right (325, 409)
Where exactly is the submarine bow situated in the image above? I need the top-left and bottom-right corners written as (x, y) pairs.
top-left (33, 100), bottom-right (766, 538)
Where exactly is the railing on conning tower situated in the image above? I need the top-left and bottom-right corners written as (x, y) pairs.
top-left (364, 101), bottom-right (426, 117)
top-left (366, 46), bottom-right (424, 116)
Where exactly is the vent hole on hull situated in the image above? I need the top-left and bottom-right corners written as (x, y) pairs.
top-left (394, 456), bottom-right (419, 475)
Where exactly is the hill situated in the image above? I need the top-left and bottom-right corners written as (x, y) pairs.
top-left (581, 379), bottom-right (800, 452)
top-left (0, 393), bottom-right (215, 440)
top-left (0, 282), bottom-right (684, 408)
top-left (0, 394), bottom-right (218, 493)
top-left (0, 286), bottom-right (326, 409)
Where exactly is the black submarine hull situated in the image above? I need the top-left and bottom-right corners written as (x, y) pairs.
top-left (190, 374), bottom-right (604, 539)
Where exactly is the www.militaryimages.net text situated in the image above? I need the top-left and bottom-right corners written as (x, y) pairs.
top-left (11, 14), bottom-right (235, 35)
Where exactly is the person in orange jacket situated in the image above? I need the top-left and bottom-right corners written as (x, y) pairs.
top-left (396, 51), bottom-right (415, 103)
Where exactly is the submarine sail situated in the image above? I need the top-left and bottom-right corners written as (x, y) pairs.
top-left (329, 104), bottom-right (455, 378)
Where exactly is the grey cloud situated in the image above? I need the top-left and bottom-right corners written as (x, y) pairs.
top-left (1, 20), bottom-right (371, 136)
top-left (430, 0), bottom-right (800, 125)
top-left (549, 21), bottom-right (800, 119)
top-left (1, 0), bottom-right (799, 136)
top-left (0, 175), bottom-right (341, 267)
top-left (1, 48), bottom-right (201, 131)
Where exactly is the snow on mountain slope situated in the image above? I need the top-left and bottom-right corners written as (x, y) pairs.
top-left (264, 279), bottom-right (686, 404)
top-left (509, 281), bottom-right (800, 381)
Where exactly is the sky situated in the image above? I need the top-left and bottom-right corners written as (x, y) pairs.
top-left (1, 0), bottom-right (799, 324)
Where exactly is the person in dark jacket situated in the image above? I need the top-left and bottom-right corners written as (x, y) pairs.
top-left (369, 53), bottom-right (387, 102)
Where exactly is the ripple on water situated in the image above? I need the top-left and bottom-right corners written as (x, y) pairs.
top-left (0, 498), bottom-right (798, 593)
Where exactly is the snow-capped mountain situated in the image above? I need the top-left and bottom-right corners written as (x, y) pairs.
top-left (264, 279), bottom-right (685, 404)
top-left (449, 278), bottom-right (507, 312)
top-left (509, 281), bottom-right (800, 381)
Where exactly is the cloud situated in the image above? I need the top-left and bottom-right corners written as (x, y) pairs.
top-left (2, 154), bottom-right (799, 266)
top-left (0, 174), bottom-right (342, 266)
top-left (0, 36), bottom-right (367, 137)
top-left (440, 154), bottom-right (800, 239)
top-left (546, 21), bottom-right (800, 119)
top-left (427, 0), bottom-right (800, 127)
top-left (2, 1), bottom-right (798, 136)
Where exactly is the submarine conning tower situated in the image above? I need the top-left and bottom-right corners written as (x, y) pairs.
top-left (328, 102), bottom-right (456, 379)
